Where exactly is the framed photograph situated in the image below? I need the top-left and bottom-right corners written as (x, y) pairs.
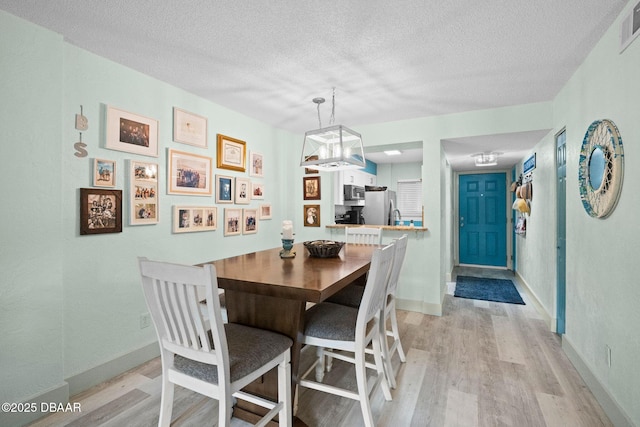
top-left (223, 208), bottom-right (242, 236)
top-left (80, 188), bottom-right (122, 235)
top-left (215, 174), bottom-right (234, 204)
top-left (106, 105), bottom-right (158, 157)
top-left (130, 161), bottom-right (159, 225)
top-left (243, 208), bottom-right (259, 234)
top-left (93, 158), bottom-right (116, 188)
top-left (304, 155), bottom-right (319, 174)
top-left (173, 206), bottom-right (217, 233)
top-left (303, 176), bottom-right (321, 200)
top-left (235, 177), bottom-right (251, 204)
top-left (173, 107), bottom-right (207, 148)
top-left (260, 204), bottom-right (272, 220)
top-left (249, 151), bottom-right (264, 177)
top-left (168, 149), bottom-right (212, 196)
top-left (303, 204), bottom-right (320, 227)
top-left (217, 134), bottom-right (246, 172)
top-left (252, 182), bottom-right (265, 199)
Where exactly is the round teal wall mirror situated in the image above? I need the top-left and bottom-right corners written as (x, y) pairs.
top-left (578, 119), bottom-right (624, 218)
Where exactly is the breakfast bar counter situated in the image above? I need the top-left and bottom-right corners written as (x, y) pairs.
top-left (326, 224), bottom-right (428, 231)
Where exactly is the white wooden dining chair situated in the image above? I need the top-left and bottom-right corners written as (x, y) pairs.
top-left (345, 226), bottom-right (383, 245)
top-left (138, 258), bottom-right (293, 427)
top-left (298, 243), bottom-right (395, 427)
top-left (379, 233), bottom-right (408, 388)
top-left (323, 234), bottom-right (409, 389)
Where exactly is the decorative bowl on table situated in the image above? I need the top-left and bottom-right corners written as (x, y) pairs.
top-left (303, 240), bottom-right (345, 258)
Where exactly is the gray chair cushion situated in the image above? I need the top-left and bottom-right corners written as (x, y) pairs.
top-left (173, 323), bottom-right (292, 384)
top-left (304, 302), bottom-right (358, 341)
top-left (326, 284), bottom-right (365, 308)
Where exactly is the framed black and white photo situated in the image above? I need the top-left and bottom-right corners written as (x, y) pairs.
top-left (234, 177), bottom-right (251, 204)
top-left (80, 188), bottom-right (123, 235)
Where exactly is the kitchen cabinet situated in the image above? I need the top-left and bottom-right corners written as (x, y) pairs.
top-left (334, 170), bottom-right (376, 205)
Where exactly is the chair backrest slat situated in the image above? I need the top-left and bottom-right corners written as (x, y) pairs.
top-left (357, 243), bottom-right (395, 330)
top-left (386, 234), bottom-right (408, 297)
top-left (345, 227), bottom-right (383, 245)
top-left (139, 258), bottom-right (227, 368)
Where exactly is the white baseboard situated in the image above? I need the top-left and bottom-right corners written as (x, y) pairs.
top-left (66, 341), bottom-right (160, 396)
top-left (514, 271), bottom-right (556, 332)
top-left (397, 297), bottom-right (442, 317)
top-left (0, 382), bottom-right (69, 427)
top-left (562, 337), bottom-right (634, 427)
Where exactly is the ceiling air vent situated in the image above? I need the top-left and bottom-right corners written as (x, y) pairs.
top-left (620, 1), bottom-right (640, 53)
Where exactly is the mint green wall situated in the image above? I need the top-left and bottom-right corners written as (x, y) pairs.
top-left (556, 1), bottom-right (639, 423)
top-left (60, 43), bottom-right (297, 379)
top-left (0, 9), bottom-right (65, 417)
top-left (353, 104), bottom-right (553, 313)
top-left (513, 1), bottom-right (640, 424)
top-left (513, 131), bottom-right (556, 328)
top-left (3, 1), bottom-right (639, 425)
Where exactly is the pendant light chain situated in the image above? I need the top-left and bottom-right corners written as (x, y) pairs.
top-left (316, 101), bottom-right (322, 129)
top-left (330, 87), bottom-right (336, 126)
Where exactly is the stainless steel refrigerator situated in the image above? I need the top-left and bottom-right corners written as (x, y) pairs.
top-left (363, 190), bottom-right (396, 225)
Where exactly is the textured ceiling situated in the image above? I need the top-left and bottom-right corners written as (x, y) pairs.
top-left (0, 0), bottom-right (628, 169)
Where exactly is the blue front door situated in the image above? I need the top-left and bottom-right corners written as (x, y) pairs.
top-left (459, 173), bottom-right (507, 267)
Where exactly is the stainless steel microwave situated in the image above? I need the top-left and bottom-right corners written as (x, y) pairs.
top-left (344, 185), bottom-right (365, 201)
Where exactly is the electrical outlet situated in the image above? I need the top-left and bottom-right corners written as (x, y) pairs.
top-left (140, 313), bottom-right (151, 329)
top-left (606, 345), bottom-right (612, 368)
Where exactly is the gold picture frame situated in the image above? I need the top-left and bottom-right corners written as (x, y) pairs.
top-left (217, 134), bottom-right (246, 172)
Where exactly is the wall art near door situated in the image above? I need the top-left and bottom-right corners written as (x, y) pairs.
top-left (93, 158), bottom-right (116, 188)
top-left (172, 206), bottom-right (217, 233)
top-left (106, 105), bottom-right (158, 157)
top-left (80, 188), bottom-right (122, 235)
top-left (173, 107), bottom-right (208, 148)
top-left (578, 119), bottom-right (625, 219)
top-left (130, 161), bottom-right (159, 225)
top-left (217, 134), bottom-right (246, 172)
top-left (303, 204), bottom-right (320, 227)
top-left (168, 149), bottom-right (212, 196)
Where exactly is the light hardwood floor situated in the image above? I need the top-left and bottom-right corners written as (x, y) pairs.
top-left (29, 267), bottom-right (612, 427)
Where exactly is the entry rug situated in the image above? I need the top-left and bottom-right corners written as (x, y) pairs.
top-left (454, 276), bottom-right (525, 305)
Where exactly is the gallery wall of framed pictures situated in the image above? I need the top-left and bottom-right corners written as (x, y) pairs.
top-left (81, 104), bottom-right (271, 237)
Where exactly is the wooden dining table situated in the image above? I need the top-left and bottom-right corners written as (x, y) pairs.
top-left (200, 242), bottom-right (377, 426)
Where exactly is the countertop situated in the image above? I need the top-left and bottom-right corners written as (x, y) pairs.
top-left (326, 224), bottom-right (428, 231)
